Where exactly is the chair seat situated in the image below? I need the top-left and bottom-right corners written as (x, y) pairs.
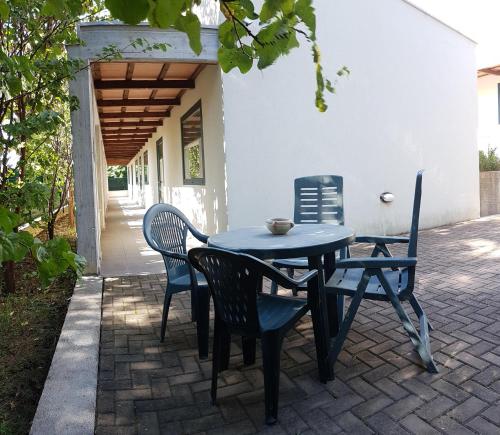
top-left (169, 271), bottom-right (208, 290)
top-left (326, 267), bottom-right (409, 301)
top-left (272, 257), bottom-right (309, 269)
top-left (257, 294), bottom-right (308, 332)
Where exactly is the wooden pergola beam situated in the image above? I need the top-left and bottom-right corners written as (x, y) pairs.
top-left (97, 98), bottom-right (180, 107)
top-left (102, 133), bottom-right (152, 138)
top-left (101, 121), bottom-right (162, 127)
top-left (94, 79), bottom-right (194, 90)
top-left (479, 68), bottom-right (500, 76)
top-left (102, 128), bottom-right (156, 134)
top-left (104, 139), bottom-right (146, 148)
top-left (99, 111), bottom-right (170, 119)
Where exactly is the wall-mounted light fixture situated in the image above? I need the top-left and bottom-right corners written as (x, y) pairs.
top-left (380, 192), bottom-right (395, 203)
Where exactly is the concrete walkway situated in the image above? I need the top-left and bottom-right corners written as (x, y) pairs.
top-left (101, 193), bottom-right (164, 277)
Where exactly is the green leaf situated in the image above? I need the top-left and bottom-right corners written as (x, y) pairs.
top-left (296, 0), bottom-right (316, 36)
top-left (175, 12), bottom-right (202, 55)
top-left (256, 45), bottom-right (281, 69)
top-left (281, 0), bottom-right (295, 15)
top-left (218, 47), bottom-right (253, 74)
top-left (219, 20), bottom-right (237, 49)
top-left (41, 0), bottom-right (65, 17)
top-left (105, 0), bottom-right (149, 25)
top-left (260, 0), bottom-right (281, 21)
top-left (154, 0), bottom-right (184, 28)
top-left (0, 0), bottom-right (9, 20)
top-left (239, 0), bottom-right (258, 19)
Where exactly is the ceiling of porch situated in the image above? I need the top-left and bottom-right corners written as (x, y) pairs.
top-left (91, 61), bottom-right (205, 165)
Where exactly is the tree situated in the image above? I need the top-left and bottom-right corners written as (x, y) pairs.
top-left (104, 0), bottom-right (348, 112)
top-left (479, 147), bottom-right (500, 172)
top-left (0, 1), bottom-right (105, 292)
top-left (26, 124), bottom-right (74, 240)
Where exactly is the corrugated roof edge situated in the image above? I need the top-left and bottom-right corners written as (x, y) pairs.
top-left (402, 0), bottom-right (476, 44)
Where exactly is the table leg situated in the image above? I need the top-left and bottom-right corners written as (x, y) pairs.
top-left (307, 255), bottom-right (334, 382)
top-left (324, 252), bottom-right (341, 337)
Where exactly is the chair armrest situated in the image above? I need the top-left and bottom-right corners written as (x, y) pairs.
top-left (264, 267), bottom-right (318, 290)
top-left (154, 248), bottom-right (189, 262)
top-left (355, 235), bottom-right (410, 244)
top-left (293, 270), bottom-right (319, 287)
top-left (189, 227), bottom-right (209, 244)
top-left (336, 257), bottom-right (417, 269)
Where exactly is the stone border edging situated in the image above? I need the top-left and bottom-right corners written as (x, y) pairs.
top-left (30, 276), bottom-right (103, 435)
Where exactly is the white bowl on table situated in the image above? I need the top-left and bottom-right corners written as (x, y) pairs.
top-left (265, 218), bottom-right (295, 235)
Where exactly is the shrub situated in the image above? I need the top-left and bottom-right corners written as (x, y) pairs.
top-left (479, 147), bottom-right (500, 172)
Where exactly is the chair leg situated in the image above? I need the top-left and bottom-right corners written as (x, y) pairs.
top-left (262, 331), bottom-right (282, 425)
top-left (160, 291), bottom-right (173, 342)
top-left (377, 273), bottom-right (438, 373)
top-left (196, 287), bottom-right (210, 359)
top-left (329, 272), bottom-right (371, 368)
top-left (219, 323), bottom-right (231, 371)
top-left (270, 279), bottom-right (278, 295)
top-left (337, 293), bottom-right (345, 324)
top-left (191, 287), bottom-right (198, 322)
top-left (211, 317), bottom-right (223, 405)
top-left (286, 268), bottom-right (299, 296)
top-left (409, 294), bottom-right (434, 331)
top-left (242, 336), bottom-right (256, 365)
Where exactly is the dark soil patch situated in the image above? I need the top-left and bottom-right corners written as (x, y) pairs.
top-left (0, 215), bottom-right (77, 435)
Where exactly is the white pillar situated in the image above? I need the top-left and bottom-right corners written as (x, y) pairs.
top-left (69, 63), bottom-right (100, 274)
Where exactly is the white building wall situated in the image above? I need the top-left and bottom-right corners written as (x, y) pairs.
top-left (478, 74), bottom-right (500, 153)
top-left (221, 0), bottom-right (479, 235)
top-left (128, 65), bottom-right (227, 235)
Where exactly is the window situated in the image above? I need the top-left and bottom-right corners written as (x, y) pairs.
top-left (135, 159), bottom-right (139, 185)
top-left (143, 151), bottom-right (149, 185)
top-left (181, 100), bottom-right (205, 185)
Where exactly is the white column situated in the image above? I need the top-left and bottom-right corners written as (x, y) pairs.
top-left (69, 63), bottom-right (100, 274)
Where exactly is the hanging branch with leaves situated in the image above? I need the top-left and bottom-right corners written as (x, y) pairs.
top-left (104, 0), bottom-right (349, 112)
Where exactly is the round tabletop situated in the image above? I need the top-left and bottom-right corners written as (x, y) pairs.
top-left (208, 224), bottom-right (355, 260)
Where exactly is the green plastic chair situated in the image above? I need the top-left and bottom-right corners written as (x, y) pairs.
top-left (189, 247), bottom-right (318, 425)
top-left (325, 170), bottom-right (438, 374)
top-left (271, 175), bottom-right (344, 295)
top-left (143, 203), bottom-right (210, 359)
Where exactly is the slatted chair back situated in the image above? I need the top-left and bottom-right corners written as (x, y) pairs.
top-left (294, 175), bottom-right (344, 225)
top-left (143, 204), bottom-right (191, 281)
top-left (408, 170), bottom-right (423, 258)
top-left (189, 248), bottom-right (263, 336)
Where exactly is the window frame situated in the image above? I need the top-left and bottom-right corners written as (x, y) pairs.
top-left (181, 100), bottom-right (206, 186)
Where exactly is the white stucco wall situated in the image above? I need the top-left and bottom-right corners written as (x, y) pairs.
top-left (221, 0), bottom-right (479, 235)
top-left (478, 74), bottom-right (500, 153)
top-left (128, 65), bottom-right (227, 235)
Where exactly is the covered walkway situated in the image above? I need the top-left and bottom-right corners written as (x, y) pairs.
top-left (100, 192), bottom-right (164, 277)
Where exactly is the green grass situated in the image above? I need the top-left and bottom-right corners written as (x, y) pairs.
top-left (0, 215), bottom-right (77, 435)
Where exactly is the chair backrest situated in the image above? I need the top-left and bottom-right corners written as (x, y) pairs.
top-left (294, 175), bottom-right (344, 225)
top-left (189, 247), bottom-right (263, 335)
top-left (143, 203), bottom-right (191, 280)
top-left (408, 170), bottom-right (424, 258)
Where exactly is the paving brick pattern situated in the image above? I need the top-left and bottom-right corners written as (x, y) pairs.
top-left (96, 216), bottom-right (500, 434)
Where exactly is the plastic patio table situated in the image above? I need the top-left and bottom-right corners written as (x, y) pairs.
top-left (208, 224), bottom-right (355, 382)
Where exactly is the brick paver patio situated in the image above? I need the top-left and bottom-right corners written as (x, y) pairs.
top-left (96, 216), bottom-right (500, 434)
